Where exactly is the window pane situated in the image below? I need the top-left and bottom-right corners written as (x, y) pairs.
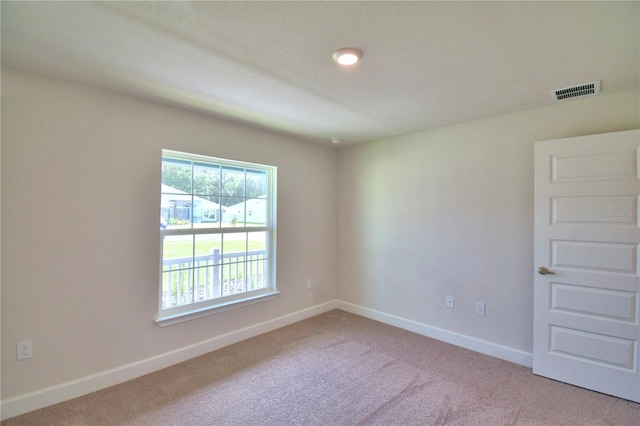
top-left (221, 233), bottom-right (246, 296)
top-left (221, 197), bottom-right (245, 226)
top-left (222, 232), bottom-right (247, 259)
top-left (162, 235), bottom-right (194, 309)
top-left (247, 231), bottom-right (268, 290)
top-left (221, 165), bottom-right (245, 227)
top-left (162, 158), bottom-right (192, 193)
top-left (194, 233), bottom-right (222, 258)
top-left (163, 195), bottom-right (193, 229)
top-left (162, 158), bottom-right (194, 229)
top-left (194, 234), bottom-right (222, 301)
top-left (221, 261), bottom-right (246, 296)
top-left (246, 169), bottom-right (267, 198)
top-left (245, 197), bottom-right (267, 227)
top-left (248, 231), bottom-right (267, 252)
top-left (193, 162), bottom-right (220, 196)
top-left (221, 166), bottom-right (245, 198)
top-left (245, 260), bottom-right (267, 290)
top-left (162, 234), bottom-right (193, 262)
top-left (193, 195), bottom-right (221, 229)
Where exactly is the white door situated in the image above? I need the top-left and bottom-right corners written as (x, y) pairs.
top-left (533, 129), bottom-right (640, 402)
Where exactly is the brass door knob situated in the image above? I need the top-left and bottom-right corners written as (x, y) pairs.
top-left (538, 266), bottom-right (556, 275)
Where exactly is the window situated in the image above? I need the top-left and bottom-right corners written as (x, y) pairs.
top-left (158, 150), bottom-right (277, 325)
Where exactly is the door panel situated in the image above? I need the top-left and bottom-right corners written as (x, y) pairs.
top-left (552, 151), bottom-right (637, 182)
top-left (551, 283), bottom-right (636, 321)
top-left (533, 129), bottom-right (640, 402)
top-left (552, 196), bottom-right (638, 224)
top-left (551, 240), bottom-right (636, 272)
top-left (550, 326), bottom-right (635, 369)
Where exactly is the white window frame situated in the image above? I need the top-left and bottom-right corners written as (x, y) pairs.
top-left (156, 150), bottom-right (278, 326)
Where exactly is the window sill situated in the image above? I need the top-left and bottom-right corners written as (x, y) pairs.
top-left (155, 291), bottom-right (280, 327)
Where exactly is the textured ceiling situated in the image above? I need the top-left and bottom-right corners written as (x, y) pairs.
top-left (2, 1), bottom-right (639, 145)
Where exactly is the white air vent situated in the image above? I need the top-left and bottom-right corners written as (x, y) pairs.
top-left (550, 81), bottom-right (600, 101)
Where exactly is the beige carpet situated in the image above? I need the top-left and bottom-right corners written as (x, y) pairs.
top-left (3, 310), bottom-right (640, 425)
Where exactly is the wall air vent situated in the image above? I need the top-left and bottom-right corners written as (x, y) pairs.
top-left (550, 81), bottom-right (600, 101)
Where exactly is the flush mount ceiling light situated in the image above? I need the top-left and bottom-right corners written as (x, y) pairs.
top-left (332, 48), bottom-right (363, 66)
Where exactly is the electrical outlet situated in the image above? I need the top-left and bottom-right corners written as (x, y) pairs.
top-left (475, 302), bottom-right (486, 316)
top-left (306, 279), bottom-right (312, 290)
top-left (446, 295), bottom-right (455, 309)
top-left (17, 341), bottom-right (32, 360)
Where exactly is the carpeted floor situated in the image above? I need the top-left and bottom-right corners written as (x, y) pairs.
top-left (3, 310), bottom-right (640, 425)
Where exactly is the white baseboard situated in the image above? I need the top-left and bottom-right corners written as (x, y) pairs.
top-left (336, 301), bottom-right (533, 368)
top-left (0, 300), bottom-right (338, 421)
top-left (2, 299), bottom-right (532, 420)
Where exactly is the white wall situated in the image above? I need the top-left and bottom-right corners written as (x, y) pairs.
top-left (337, 90), bottom-right (639, 355)
top-left (1, 70), bottom-right (338, 404)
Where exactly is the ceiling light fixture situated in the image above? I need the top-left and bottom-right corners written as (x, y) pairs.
top-left (331, 137), bottom-right (343, 144)
top-left (332, 48), bottom-right (363, 66)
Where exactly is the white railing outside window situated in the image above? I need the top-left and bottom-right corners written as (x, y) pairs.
top-left (162, 248), bottom-right (268, 308)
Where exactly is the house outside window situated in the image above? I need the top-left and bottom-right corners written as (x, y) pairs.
top-left (158, 150), bottom-right (277, 325)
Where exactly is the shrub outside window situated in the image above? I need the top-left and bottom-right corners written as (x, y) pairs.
top-left (158, 150), bottom-right (277, 324)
